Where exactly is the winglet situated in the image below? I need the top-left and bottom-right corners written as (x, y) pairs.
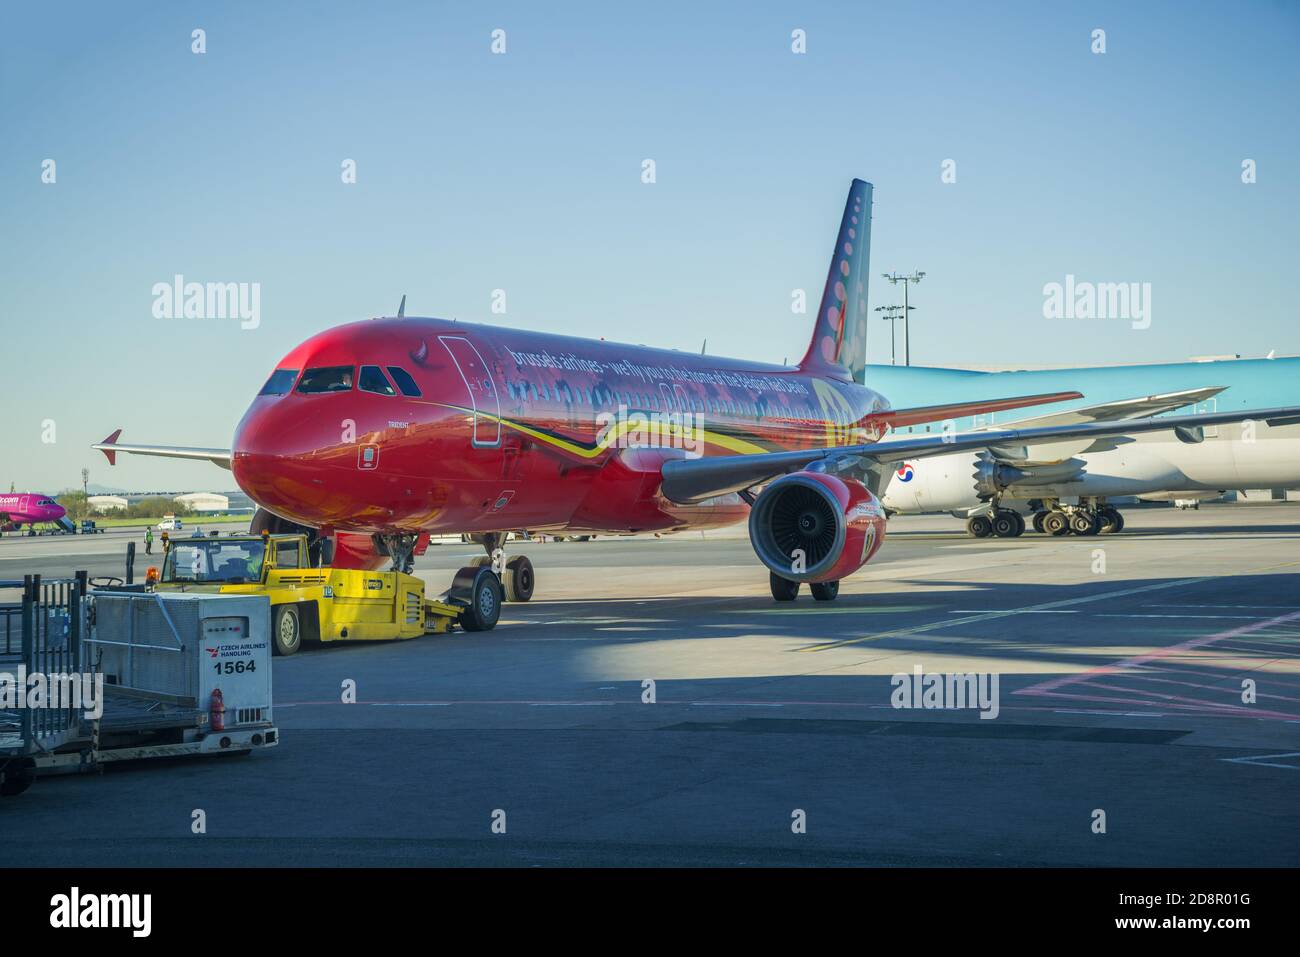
top-left (397, 294), bottom-right (406, 319)
top-left (97, 429), bottom-right (122, 466)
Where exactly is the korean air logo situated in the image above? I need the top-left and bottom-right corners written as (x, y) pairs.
top-left (896, 463), bottom-right (915, 483)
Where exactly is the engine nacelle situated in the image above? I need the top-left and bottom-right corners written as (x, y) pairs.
top-left (748, 471), bottom-right (887, 583)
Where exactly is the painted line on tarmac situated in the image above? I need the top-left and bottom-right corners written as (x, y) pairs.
top-left (1019, 608), bottom-right (1300, 696)
top-left (1221, 751), bottom-right (1300, 770)
top-left (800, 576), bottom-right (1210, 653)
top-left (1092, 613), bottom-right (1270, 620)
top-left (803, 555), bottom-right (1300, 655)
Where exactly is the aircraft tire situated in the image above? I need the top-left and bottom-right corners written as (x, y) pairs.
top-left (1098, 507), bottom-right (1124, 534)
top-left (810, 580), bottom-right (840, 602)
top-left (967, 515), bottom-right (993, 538)
top-left (992, 512), bottom-right (1019, 538)
top-left (504, 555), bottom-right (535, 602)
top-left (770, 572), bottom-right (800, 602)
top-left (1070, 511), bottom-right (1100, 536)
top-left (1043, 511), bottom-right (1070, 536)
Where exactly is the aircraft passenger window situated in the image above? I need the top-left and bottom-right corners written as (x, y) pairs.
top-left (359, 365), bottom-right (397, 396)
top-left (297, 366), bottom-right (354, 394)
top-left (259, 369), bottom-right (299, 395)
top-left (386, 367), bottom-right (423, 398)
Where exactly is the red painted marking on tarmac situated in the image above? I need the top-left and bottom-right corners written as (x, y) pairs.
top-left (1078, 680), bottom-right (1297, 720)
top-left (1018, 609), bottom-right (1300, 696)
top-left (1015, 609), bottom-right (1300, 720)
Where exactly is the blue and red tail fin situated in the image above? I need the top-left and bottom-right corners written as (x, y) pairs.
top-left (798, 178), bottom-right (873, 384)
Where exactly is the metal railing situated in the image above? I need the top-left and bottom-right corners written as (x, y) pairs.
top-left (1, 573), bottom-right (88, 755)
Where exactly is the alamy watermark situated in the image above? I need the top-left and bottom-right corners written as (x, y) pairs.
top-left (1042, 274), bottom-right (1151, 330)
top-left (596, 404), bottom-right (705, 458)
top-left (891, 664), bottom-right (1000, 719)
top-left (152, 274), bottom-right (260, 330)
top-left (0, 667), bottom-right (104, 719)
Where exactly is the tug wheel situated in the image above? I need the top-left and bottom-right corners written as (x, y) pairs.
top-left (458, 566), bottom-right (503, 632)
top-left (272, 604), bottom-right (302, 656)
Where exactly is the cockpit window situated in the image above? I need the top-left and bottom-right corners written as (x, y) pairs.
top-left (297, 366), bottom-right (355, 394)
top-left (359, 365), bottom-right (397, 396)
top-left (259, 369), bottom-right (299, 395)
top-left (386, 366), bottom-right (422, 397)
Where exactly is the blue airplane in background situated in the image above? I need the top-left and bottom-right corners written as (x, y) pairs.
top-left (868, 356), bottom-right (1300, 537)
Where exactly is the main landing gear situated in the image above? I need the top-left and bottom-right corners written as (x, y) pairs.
top-left (966, 497), bottom-right (1125, 539)
top-left (769, 571), bottom-right (840, 602)
top-left (1028, 499), bottom-right (1125, 537)
top-left (966, 507), bottom-right (1026, 539)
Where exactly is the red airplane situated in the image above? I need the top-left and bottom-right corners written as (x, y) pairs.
top-left (95, 179), bottom-right (1300, 619)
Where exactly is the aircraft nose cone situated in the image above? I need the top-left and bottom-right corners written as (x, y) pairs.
top-left (231, 397), bottom-right (345, 528)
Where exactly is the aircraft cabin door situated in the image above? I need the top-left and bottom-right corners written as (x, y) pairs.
top-left (439, 336), bottom-right (502, 447)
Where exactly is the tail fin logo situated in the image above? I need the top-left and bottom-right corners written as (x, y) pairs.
top-left (799, 179), bottom-right (873, 385)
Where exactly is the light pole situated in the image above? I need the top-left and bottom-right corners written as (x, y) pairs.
top-left (882, 271), bottom-right (925, 365)
top-left (874, 304), bottom-right (905, 365)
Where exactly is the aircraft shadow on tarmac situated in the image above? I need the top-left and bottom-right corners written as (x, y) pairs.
top-left (324, 572), bottom-right (1300, 724)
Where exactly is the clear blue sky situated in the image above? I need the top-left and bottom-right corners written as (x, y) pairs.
top-left (2, 0), bottom-right (1297, 492)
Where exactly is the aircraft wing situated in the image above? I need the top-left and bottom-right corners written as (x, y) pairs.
top-left (659, 405), bottom-right (1300, 504)
top-left (865, 390), bottom-right (1082, 429)
top-left (93, 430), bottom-right (232, 470)
top-left (975, 386), bottom-right (1227, 430)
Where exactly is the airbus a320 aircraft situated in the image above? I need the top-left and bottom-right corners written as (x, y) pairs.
top-left (0, 493), bottom-right (67, 535)
top-left (95, 179), bottom-right (1300, 609)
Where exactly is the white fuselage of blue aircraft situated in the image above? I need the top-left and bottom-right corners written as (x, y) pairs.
top-left (870, 357), bottom-right (1300, 534)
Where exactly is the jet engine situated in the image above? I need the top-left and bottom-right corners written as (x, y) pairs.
top-left (747, 471), bottom-right (887, 583)
top-left (971, 453), bottom-right (1087, 498)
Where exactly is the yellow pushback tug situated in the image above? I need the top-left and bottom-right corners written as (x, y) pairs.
top-left (151, 531), bottom-right (501, 655)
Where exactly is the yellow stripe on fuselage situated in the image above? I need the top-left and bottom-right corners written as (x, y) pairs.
top-left (429, 403), bottom-right (771, 458)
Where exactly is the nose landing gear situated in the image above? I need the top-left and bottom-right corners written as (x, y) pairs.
top-left (467, 532), bottom-right (536, 603)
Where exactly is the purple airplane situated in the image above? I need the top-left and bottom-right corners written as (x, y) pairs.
top-left (0, 493), bottom-right (67, 534)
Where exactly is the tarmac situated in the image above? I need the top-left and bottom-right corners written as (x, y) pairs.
top-left (2, 503), bottom-right (1298, 866)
